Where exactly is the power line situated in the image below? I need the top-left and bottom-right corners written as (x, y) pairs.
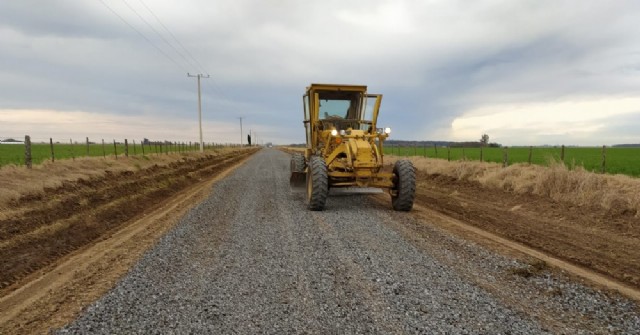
top-left (137, 0), bottom-right (209, 75)
top-left (101, 0), bottom-right (244, 134)
top-left (133, 0), bottom-right (236, 105)
top-left (132, 0), bottom-right (245, 108)
top-left (122, 0), bottom-right (200, 72)
top-left (97, 0), bottom-right (187, 72)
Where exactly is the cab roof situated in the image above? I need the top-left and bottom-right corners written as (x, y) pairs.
top-left (306, 83), bottom-right (368, 94)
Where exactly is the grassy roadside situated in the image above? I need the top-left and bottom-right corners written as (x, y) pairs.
top-left (386, 154), bottom-right (640, 217)
top-left (384, 146), bottom-right (640, 177)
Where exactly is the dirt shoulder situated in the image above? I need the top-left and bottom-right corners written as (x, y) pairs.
top-left (411, 171), bottom-right (640, 294)
top-left (0, 148), bottom-right (257, 334)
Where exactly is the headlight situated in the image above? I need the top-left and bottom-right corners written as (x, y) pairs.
top-left (339, 130), bottom-right (346, 136)
top-left (384, 127), bottom-right (391, 134)
top-left (331, 129), bottom-right (338, 136)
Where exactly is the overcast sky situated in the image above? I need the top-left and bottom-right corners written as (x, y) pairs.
top-left (1, 0), bottom-right (639, 145)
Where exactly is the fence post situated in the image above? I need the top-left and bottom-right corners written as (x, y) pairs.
top-left (462, 147), bottom-right (465, 160)
top-left (447, 145), bottom-right (451, 162)
top-left (141, 140), bottom-right (145, 156)
top-left (480, 146), bottom-right (483, 162)
top-left (86, 137), bottom-right (90, 157)
top-left (124, 139), bottom-right (129, 157)
top-left (102, 139), bottom-right (106, 158)
top-left (414, 143), bottom-right (417, 156)
top-left (560, 145), bottom-right (565, 163)
top-left (434, 144), bottom-right (438, 158)
top-left (113, 140), bottom-right (118, 159)
top-left (502, 146), bottom-right (509, 167)
top-left (528, 146), bottom-right (533, 165)
top-left (133, 139), bottom-right (137, 155)
top-left (70, 139), bottom-right (75, 161)
top-left (50, 138), bottom-right (55, 162)
top-left (25, 135), bottom-right (32, 169)
top-left (601, 145), bottom-right (606, 174)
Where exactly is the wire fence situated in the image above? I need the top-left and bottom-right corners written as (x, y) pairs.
top-left (0, 135), bottom-right (246, 168)
top-left (384, 143), bottom-right (640, 177)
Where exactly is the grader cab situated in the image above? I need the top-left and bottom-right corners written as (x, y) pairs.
top-left (290, 83), bottom-right (416, 211)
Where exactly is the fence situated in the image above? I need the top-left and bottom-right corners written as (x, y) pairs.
top-left (384, 143), bottom-right (640, 177)
top-left (0, 135), bottom-right (244, 168)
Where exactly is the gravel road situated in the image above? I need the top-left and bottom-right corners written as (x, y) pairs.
top-left (57, 149), bottom-right (640, 334)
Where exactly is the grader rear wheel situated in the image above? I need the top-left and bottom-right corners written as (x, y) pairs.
top-left (391, 160), bottom-right (416, 211)
top-left (290, 153), bottom-right (305, 173)
top-left (306, 156), bottom-right (328, 211)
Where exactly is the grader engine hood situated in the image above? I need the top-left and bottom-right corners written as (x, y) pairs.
top-left (346, 136), bottom-right (376, 168)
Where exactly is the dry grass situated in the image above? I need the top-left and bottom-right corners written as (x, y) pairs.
top-left (0, 148), bottom-right (242, 217)
top-left (387, 155), bottom-right (640, 217)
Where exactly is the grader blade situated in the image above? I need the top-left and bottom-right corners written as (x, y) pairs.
top-left (290, 171), bottom-right (306, 188)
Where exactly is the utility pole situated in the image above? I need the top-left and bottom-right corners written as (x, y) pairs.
top-left (187, 73), bottom-right (210, 152)
top-left (238, 117), bottom-right (243, 146)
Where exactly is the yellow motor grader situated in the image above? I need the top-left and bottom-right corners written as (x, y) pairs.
top-left (290, 83), bottom-right (416, 211)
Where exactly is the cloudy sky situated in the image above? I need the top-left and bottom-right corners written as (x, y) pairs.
top-left (1, 0), bottom-right (639, 145)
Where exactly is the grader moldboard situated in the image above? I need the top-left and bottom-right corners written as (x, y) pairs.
top-left (290, 83), bottom-right (416, 211)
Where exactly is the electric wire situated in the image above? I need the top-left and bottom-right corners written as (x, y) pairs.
top-left (135, 0), bottom-right (238, 104)
top-left (122, 0), bottom-right (201, 73)
top-left (137, 0), bottom-right (209, 75)
top-left (134, 0), bottom-right (234, 104)
top-left (97, 0), bottom-right (187, 73)
top-left (99, 0), bottom-right (244, 120)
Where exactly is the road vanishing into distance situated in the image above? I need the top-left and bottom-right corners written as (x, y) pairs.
top-left (56, 149), bottom-right (639, 334)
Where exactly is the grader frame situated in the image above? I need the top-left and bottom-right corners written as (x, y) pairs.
top-left (290, 83), bottom-right (415, 211)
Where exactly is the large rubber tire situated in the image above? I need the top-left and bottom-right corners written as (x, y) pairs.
top-left (290, 153), bottom-right (305, 173)
top-left (306, 156), bottom-right (328, 211)
top-left (391, 160), bottom-right (416, 211)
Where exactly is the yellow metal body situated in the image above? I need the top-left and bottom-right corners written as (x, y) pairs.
top-left (300, 83), bottom-right (393, 188)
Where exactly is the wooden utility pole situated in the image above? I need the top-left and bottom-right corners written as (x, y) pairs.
top-left (188, 73), bottom-right (209, 153)
top-left (238, 117), bottom-right (243, 146)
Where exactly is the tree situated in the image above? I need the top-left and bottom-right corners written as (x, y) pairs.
top-left (480, 134), bottom-right (489, 147)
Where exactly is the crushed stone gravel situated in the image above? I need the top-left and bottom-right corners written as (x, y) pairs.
top-left (57, 149), bottom-right (640, 334)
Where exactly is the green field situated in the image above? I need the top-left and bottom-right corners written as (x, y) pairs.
top-left (0, 141), bottom-right (217, 167)
top-left (383, 145), bottom-right (640, 177)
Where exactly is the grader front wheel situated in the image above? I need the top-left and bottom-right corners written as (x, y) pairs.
top-left (306, 156), bottom-right (328, 211)
top-left (391, 160), bottom-right (416, 211)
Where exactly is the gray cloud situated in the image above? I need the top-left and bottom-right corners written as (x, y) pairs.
top-left (1, 0), bottom-right (640, 145)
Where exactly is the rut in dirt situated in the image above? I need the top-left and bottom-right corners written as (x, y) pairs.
top-left (0, 149), bottom-right (257, 291)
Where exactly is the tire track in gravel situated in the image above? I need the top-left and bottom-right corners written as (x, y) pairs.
top-left (56, 149), bottom-right (640, 334)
